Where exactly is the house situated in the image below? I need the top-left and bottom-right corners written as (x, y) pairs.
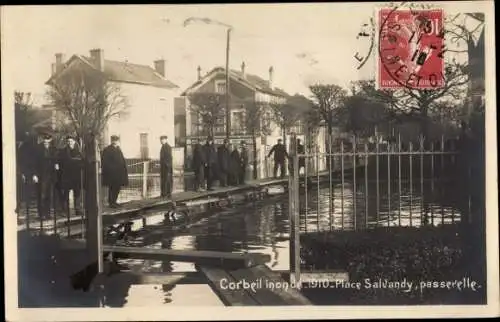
top-left (45, 49), bottom-right (180, 159)
top-left (175, 63), bottom-right (315, 178)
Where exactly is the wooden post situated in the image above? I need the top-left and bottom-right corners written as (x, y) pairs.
top-left (84, 137), bottom-right (103, 273)
top-left (288, 133), bottom-right (301, 288)
top-left (142, 160), bottom-right (149, 198)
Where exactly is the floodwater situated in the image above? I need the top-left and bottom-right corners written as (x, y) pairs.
top-left (103, 177), bottom-right (462, 307)
top-left (19, 173), bottom-right (463, 307)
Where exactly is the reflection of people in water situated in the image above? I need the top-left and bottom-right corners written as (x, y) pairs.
top-left (161, 238), bottom-right (175, 304)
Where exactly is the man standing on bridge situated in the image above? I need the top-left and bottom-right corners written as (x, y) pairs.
top-left (192, 138), bottom-right (206, 192)
top-left (268, 138), bottom-right (288, 179)
top-left (239, 140), bottom-right (249, 184)
top-left (217, 138), bottom-right (231, 187)
top-left (203, 136), bottom-right (217, 191)
top-left (58, 135), bottom-right (83, 216)
top-left (32, 132), bottom-right (59, 219)
top-left (159, 135), bottom-right (173, 198)
top-left (101, 135), bottom-right (128, 208)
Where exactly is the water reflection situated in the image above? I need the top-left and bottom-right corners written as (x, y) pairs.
top-left (111, 173), bottom-right (461, 306)
top-left (300, 178), bottom-right (462, 232)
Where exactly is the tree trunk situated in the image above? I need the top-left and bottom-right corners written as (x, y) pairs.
top-left (419, 103), bottom-right (430, 139)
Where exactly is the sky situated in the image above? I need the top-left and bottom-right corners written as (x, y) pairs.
top-left (2, 4), bottom-right (376, 105)
top-left (1, 2), bottom-right (491, 106)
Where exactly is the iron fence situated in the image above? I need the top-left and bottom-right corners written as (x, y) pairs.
top-left (17, 176), bottom-right (86, 239)
top-left (287, 134), bottom-right (473, 285)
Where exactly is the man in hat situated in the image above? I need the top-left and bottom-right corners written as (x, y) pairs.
top-left (159, 135), bottom-right (173, 198)
top-left (32, 132), bottom-right (59, 219)
top-left (101, 135), bottom-right (128, 208)
top-left (58, 135), bottom-right (84, 215)
top-left (268, 138), bottom-right (289, 179)
top-left (191, 138), bottom-right (206, 191)
top-left (217, 138), bottom-right (231, 187)
top-left (239, 140), bottom-right (249, 184)
top-left (203, 136), bottom-right (217, 190)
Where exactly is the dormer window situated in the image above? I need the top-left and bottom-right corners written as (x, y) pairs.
top-left (215, 80), bottom-right (226, 94)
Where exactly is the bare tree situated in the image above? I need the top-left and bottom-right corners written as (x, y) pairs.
top-left (14, 91), bottom-right (35, 142)
top-left (46, 66), bottom-right (129, 150)
top-left (269, 98), bottom-right (305, 147)
top-left (352, 60), bottom-right (469, 137)
top-left (187, 92), bottom-right (226, 138)
top-left (238, 98), bottom-right (272, 179)
top-left (309, 84), bottom-right (348, 170)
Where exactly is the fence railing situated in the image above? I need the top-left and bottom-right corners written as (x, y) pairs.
top-left (289, 135), bottom-right (469, 234)
top-left (17, 177), bottom-right (87, 239)
top-left (287, 134), bottom-right (474, 287)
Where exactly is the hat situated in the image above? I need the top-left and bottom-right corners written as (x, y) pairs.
top-left (110, 135), bottom-right (120, 142)
top-left (207, 136), bottom-right (214, 141)
top-left (41, 132), bottom-right (52, 140)
top-left (240, 140), bottom-right (247, 145)
top-left (223, 138), bottom-right (229, 144)
top-left (160, 135), bottom-right (168, 140)
top-left (66, 135), bottom-right (76, 140)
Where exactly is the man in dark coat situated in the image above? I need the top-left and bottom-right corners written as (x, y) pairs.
top-left (240, 140), bottom-right (249, 184)
top-left (203, 136), bottom-right (217, 191)
top-left (58, 135), bottom-right (84, 215)
top-left (101, 135), bottom-right (128, 208)
top-left (32, 133), bottom-right (59, 219)
top-left (192, 138), bottom-right (206, 191)
top-left (228, 144), bottom-right (241, 186)
top-left (217, 138), bottom-right (231, 187)
top-left (159, 135), bottom-right (173, 198)
top-left (267, 138), bottom-right (289, 179)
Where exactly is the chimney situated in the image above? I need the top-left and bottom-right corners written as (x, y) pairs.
top-left (55, 53), bottom-right (65, 72)
top-left (154, 59), bottom-right (166, 77)
top-left (241, 62), bottom-right (246, 78)
top-left (90, 48), bottom-right (104, 72)
top-left (197, 66), bottom-right (202, 81)
top-left (51, 63), bottom-right (57, 76)
top-left (268, 66), bottom-right (274, 88)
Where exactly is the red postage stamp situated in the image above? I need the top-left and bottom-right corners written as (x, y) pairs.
top-left (378, 8), bottom-right (445, 90)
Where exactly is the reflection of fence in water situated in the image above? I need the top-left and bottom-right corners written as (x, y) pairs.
top-left (290, 137), bottom-right (468, 233)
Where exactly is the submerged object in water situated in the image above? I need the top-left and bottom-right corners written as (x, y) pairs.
top-left (266, 185), bottom-right (285, 195)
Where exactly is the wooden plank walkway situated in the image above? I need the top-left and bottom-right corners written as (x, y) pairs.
top-left (199, 264), bottom-right (312, 306)
top-left (102, 245), bottom-right (271, 269)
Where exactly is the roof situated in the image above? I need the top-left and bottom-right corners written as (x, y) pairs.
top-left (182, 67), bottom-right (289, 97)
top-left (46, 55), bottom-right (178, 89)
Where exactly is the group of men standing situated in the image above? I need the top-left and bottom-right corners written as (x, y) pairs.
top-left (191, 136), bottom-right (249, 191)
top-left (100, 134), bottom-right (173, 207)
top-left (17, 133), bottom-right (84, 219)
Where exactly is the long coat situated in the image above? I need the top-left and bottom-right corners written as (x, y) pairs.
top-left (268, 144), bottom-right (288, 162)
top-left (101, 144), bottom-right (128, 187)
top-left (58, 145), bottom-right (83, 189)
top-left (33, 143), bottom-right (59, 183)
top-left (203, 143), bottom-right (217, 166)
top-left (229, 149), bottom-right (241, 178)
top-left (217, 144), bottom-right (231, 173)
top-left (160, 143), bottom-right (173, 185)
top-left (192, 143), bottom-right (206, 170)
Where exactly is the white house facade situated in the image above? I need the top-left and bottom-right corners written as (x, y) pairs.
top-left (45, 49), bottom-right (179, 159)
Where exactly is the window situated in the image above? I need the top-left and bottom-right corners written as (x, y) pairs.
top-left (140, 133), bottom-right (149, 159)
top-left (215, 80), bottom-right (226, 94)
top-left (232, 110), bottom-right (245, 135)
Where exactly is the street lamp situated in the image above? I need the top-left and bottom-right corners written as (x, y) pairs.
top-left (184, 17), bottom-right (233, 140)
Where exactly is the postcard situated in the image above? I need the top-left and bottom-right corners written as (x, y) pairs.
top-left (2, 2), bottom-right (498, 321)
